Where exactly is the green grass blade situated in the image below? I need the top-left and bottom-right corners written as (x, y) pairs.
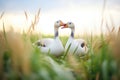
top-left (73, 44), bottom-right (79, 55)
top-left (63, 43), bottom-right (71, 59)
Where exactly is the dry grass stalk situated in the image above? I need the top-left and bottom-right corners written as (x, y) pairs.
top-left (106, 21), bottom-right (111, 33)
top-left (24, 11), bottom-right (28, 20)
top-left (118, 27), bottom-right (120, 36)
top-left (67, 54), bottom-right (87, 80)
top-left (96, 73), bottom-right (100, 80)
top-left (8, 31), bottom-right (32, 75)
top-left (0, 12), bottom-right (4, 20)
top-left (0, 31), bottom-right (7, 77)
top-left (27, 8), bottom-right (41, 34)
top-left (0, 23), bottom-right (9, 77)
top-left (93, 13), bottom-right (120, 68)
top-left (0, 28), bottom-right (32, 78)
top-left (109, 13), bottom-right (115, 28)
top-left (100, 0), bottom-right (107, 33)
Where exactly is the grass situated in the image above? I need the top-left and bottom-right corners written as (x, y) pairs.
top-left (0, 25), bottom-right (120, 80)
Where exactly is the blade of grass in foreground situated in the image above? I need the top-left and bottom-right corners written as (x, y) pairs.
top-left (73, 44), bottom-right (79, 55)
top-left (63, 43), bottom-right (71, 59)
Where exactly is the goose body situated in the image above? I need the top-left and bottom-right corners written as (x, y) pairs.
top-left (34, 20), bottom-right (65, 56)
top-left (63, 22), bottom-right (88, 56)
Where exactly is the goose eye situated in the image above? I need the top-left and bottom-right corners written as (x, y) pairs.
top-left (56, 21), bottom-right (59, 23)
top-left (69, 22), bottom-right (72, 25)
top-left (81, 42), bottom-right (85, 48)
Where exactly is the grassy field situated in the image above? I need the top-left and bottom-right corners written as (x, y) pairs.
top-left (0, 25), bottom-right (120, 80)
top-left (0, 7), bottom-right (120, 80)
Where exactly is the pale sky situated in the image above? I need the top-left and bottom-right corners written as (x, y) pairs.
top-left (0, 0), bottom-right (120, 35)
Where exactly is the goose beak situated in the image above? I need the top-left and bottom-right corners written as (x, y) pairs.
top-left (60, 21), bottom-right (65, 26)
top-left (61, 24), bottom-right (68, 29)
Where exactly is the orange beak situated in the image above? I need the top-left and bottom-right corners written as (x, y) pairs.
top-left (61, 24), bottom-right (68, 29)
top-left (60, 21), bottom-right (65, 26)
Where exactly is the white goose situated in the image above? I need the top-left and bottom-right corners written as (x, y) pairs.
top-left (62, 22), bottom-right (88, 56)
top-left (34, 20), bottom-right (65, 57)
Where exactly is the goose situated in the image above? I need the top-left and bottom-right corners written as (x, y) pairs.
top-left (62, 22), bottom-right (88, 56)
top-left (34, 20), bottom-right (65, 57)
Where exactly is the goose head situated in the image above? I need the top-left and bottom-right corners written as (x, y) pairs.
top-left (62, 22), bottom-right (75, 30)
top-left (54, 20), bottom-right (65, 29)
top-left (62, 22), bottom-right (75, 37)
top-left (54, 20), bottom-right (65, 37)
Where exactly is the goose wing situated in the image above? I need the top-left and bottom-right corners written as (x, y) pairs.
top-left (34, 38), bottom-right (54, 47)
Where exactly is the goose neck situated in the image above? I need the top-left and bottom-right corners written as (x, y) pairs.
top-left (71, 29), bottom-right (75, 38)
top-left (54, 28), bottom-right (59, 38)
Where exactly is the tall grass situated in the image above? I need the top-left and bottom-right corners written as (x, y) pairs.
top-left (0, 23), bottom-right (120, 80)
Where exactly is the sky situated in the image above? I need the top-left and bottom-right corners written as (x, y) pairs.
top-left (0, 0), bottom-right (120, 35)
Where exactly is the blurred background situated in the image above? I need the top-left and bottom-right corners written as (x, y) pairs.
top-left (0, 0), bottom-right (120, 35)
